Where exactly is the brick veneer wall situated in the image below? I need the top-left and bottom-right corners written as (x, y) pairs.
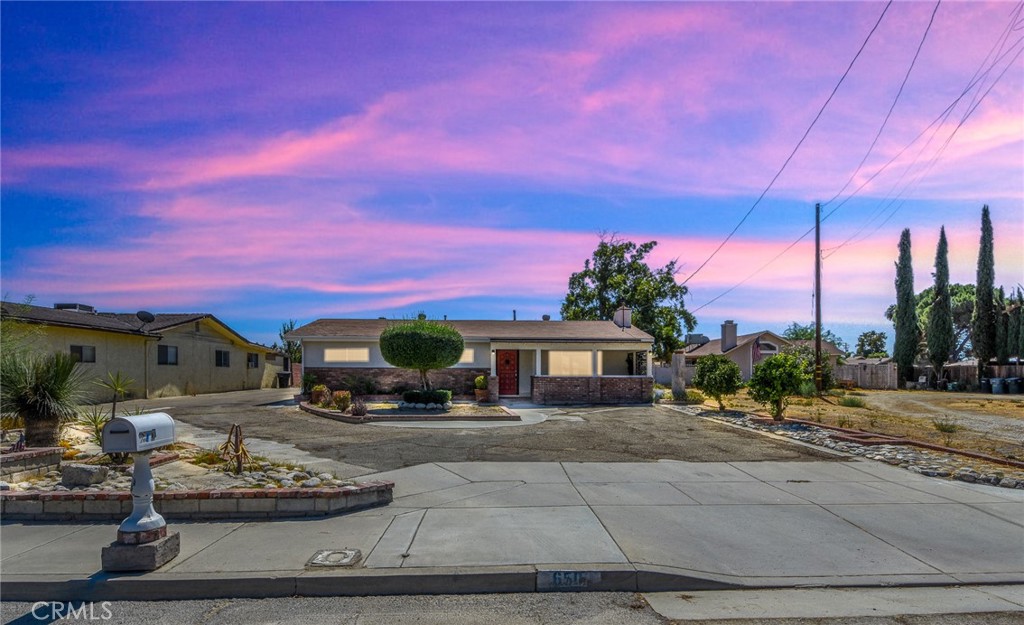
top-left (303, 367), bottom-right (489, 396)
top-left (0, 481), bottom-right (394, 521)
top-left (0, 448), bottom-right (63, 483)
top-left (531, 376), bottom-right (653, 405)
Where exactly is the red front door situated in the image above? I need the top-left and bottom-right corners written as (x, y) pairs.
top-left (497, 350), bottom-right (519, 395)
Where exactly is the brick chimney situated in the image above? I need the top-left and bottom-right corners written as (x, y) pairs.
top-left (721, 320), bottom-right (738, 352)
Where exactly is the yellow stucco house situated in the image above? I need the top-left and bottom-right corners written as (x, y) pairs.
top-left (1, 302), bottom-right (284, 401)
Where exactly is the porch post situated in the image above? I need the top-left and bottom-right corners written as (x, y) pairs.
top-left (535, 349), bottom-right (542, 376)
top-left (591, 350), bottom-right (598, 377)
top-left (490, 349), bottom-right (497, 376)
top-left (646, 350), bottom-right (653, 377)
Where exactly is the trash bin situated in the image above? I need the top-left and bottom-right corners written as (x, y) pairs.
top-left (947, 381), bottom-right (958, 392)
top-left (1008, 378), bottom-right (1022, 394)
top-left (276, 371), bottom-right (292, 388)
top-left (991, 377), bottom-right (1005, 394)
top-left (981, 378), bottom-right (992, 393)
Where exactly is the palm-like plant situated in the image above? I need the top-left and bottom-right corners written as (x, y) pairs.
top-left (95, 370), bottom-right (134, 418)
top-left (1, 351), bottom-right (88, 447)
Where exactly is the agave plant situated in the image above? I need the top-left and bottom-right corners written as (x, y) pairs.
top-left (1, 350), bottom-right (88, 447)
top-left (94, 370), bottom-right (134, 418)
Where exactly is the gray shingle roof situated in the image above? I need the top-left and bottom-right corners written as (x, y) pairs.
top-left (286, 318), bottom-right (654, 343)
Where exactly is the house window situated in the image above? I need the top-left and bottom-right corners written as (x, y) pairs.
top-left (70, 345), bottom-right (95, 363)
top-left (215, 350), bottom-right (230, 367)
top-left (459, 348), bottom-right (475, 364)
top-left (323, 347), bottom-right (370, 363)
top-left (548, 351), bottom-right (592, 376)
top-left (158, 345), bottom-right (178, 366)
top-left (247, 352), bottom-right (259, 369)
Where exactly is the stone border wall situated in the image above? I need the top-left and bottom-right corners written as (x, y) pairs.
top-left (531, 376), bottom-right (653, 405)
top-left (299, 402), bottom-right (519, 423)
top-left (0, 481), bottom-right (393, 521)
top-left (0, 448), bottom-right (63, 483)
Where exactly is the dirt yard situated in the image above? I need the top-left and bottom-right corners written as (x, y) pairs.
top-left (720, 389), bottom-right (1024, 462)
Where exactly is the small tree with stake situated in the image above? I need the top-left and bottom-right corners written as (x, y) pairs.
top-left (747, 353), bottom-right (808, 421)
top-left (692, 354), bottom-right (742, 411)
top-left (379, 319), bottom-right (464, 390)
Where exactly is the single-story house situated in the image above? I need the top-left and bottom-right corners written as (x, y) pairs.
top-left (1, 302), bottom-right (284, 401)
top-left (673, 320), bottom-right (844, 389)
top-left (285, 309), bottom-right (655, 404)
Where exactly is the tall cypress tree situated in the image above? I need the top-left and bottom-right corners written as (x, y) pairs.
top-left (971, 205), bottom-right (996, 378)
top-left (995, 287), bottom-right (1009, 365)
top-left (894, 228), bottom-right (919, 383)
top-left (927, 227), bottom-right (955, 382)
top-left (1015, 288), bottom-right (1024, 361)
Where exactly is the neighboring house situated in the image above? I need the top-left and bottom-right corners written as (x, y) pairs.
top-left (285, 308), bottom-right (655, 405)
top-left (674, 320), bottom-right (844, 387)
top-left (1, 302), bottom-right (284, 401)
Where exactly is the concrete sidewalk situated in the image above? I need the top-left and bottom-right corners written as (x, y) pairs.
top-left (2, 459), bottom-right (1022, 601)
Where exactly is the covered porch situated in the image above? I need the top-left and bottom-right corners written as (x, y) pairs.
top-left (487, 342), bottom-right (654, 404)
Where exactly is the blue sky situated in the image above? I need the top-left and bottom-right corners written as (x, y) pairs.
top-left (2, 2), bottom-right (1021, 350)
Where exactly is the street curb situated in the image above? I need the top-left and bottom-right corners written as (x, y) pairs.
top-left (9, 566), bottom-right (1015, 602)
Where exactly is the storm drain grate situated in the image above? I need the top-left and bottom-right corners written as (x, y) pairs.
top-left (306, 549), bottom-right (362, 568)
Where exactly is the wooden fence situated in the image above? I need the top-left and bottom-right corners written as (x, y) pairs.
top-left (836, 362), bottom-right (899, 390)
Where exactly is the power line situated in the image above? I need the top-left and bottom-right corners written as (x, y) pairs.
top-left (679, 0), bottom-right (894, 287)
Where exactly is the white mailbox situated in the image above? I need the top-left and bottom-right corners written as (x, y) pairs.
top-left (102, 413), bottom-right (175, 453)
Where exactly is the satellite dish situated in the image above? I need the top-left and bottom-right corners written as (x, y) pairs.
top-left (136, 310), bottom-right (155, 323)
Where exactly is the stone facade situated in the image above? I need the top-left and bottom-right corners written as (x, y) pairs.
top-left (531, 376), bottom-right (653, 405)
top-left (304, 367), bottom-right (488, 396)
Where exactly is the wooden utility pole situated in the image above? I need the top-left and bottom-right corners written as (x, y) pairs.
top-left (814, 202), bottom-right (823, 393)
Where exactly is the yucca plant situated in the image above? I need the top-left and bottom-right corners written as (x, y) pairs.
top-left (1, 351), bottom-right (88, 447)
top-left (95, 371), bottom-right (134, 419)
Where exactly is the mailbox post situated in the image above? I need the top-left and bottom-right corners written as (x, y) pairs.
top-left (100, 412), bottom-right (181, 572)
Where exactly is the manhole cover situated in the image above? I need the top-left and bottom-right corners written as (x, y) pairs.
top-left (306, 549), bottom-right (362, 568)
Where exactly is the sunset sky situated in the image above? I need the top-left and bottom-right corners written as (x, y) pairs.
top-left (2, 2), bottom-right (1021, 349)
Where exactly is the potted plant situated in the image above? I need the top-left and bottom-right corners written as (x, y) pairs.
top-left (474, 375), bottom-right (488, 402)
top-left (310, 384), bottom-right (330, 406)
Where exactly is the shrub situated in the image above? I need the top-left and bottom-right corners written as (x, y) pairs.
top-left (1, 350), bottom-right (89, 447)
top-left (692, 355), bottom-right (743, 410)
top-left (301, 373), bottom-right (318, 394)
top-left (311, 384), bottom-right (328, 392)
top-left (474, 375), bottom-right (488, 390)
top-left (332, 390), bottom-right (352, 412)
top-left (402, 389), bottom-right (452, 405)
top-left (337, 374), bottom-right (378, 396)
top-left (747, 353), bottom-right (809, 420)
top-left (838, 396), bottom-right (866, 408)
top-left (379, 320), bottom-right (464, 390)
top-left (798, 380), bottom-right (817, 399)
top-left (683, 389), bottom-right (706, 405)
top-left (351, 399), bottom-right (368, 417)
top-left (658, 389), bottom-right (674, 402)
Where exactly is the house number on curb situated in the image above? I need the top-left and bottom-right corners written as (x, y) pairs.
top-left (538, 571), bottom-right (601, 589)
top-left (306, 549), bottom-right (362, 568)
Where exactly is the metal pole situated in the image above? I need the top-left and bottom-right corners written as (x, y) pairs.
top-left (815, 202), bottom-right (823, 393)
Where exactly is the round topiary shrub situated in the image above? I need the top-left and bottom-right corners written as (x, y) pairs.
top-left (379, 320), bottom-right (464, 390)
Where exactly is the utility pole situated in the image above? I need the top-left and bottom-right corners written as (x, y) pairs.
top-left (814, 202), bottom-right (823, 394)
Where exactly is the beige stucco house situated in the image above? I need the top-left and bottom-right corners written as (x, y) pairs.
top-left (673, 320), bottom-right (844, 392)
top-left (286, 309), bottom-right (655, 404)
top-left (1, 302), bottom-right (284, 401)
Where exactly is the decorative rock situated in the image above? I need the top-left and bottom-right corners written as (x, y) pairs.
top-left (998, 478), bottom-right (1018, 488)
top-left (279, 479), bottom-right (296, 487)
top-left (415, 403), bottom-right (426, 410)
top-left (443, 402), bottom-right (453, 410)
top-left (317, 473), bottom-right (333, 480)
top-left (300, 477), bottom-right (322, 488)
top-left (61, 464), bottom-right (109, 488)
top-left (0, 482), bottom-right (9, 491)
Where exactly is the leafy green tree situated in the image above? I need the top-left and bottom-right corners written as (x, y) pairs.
top-left (1, 351), bottom-right (88, 447)
top-left (781, 322), bottom-right (849, 354)
top-left (855, 331), bottom-right (888, 358)
top-left (972, 205), bottom-right (996, 377)
top-left (691, 355), bottom-right (742, 411)
top-left (893, 228), bottom-right (919, 383)
top-left (747, 353), bottom-right (808, 421)
top-left (278, 319), bottom-right (302, 364)
top-left (927, 227), bottom-right (955, 381)
top-left (886, 283), bottom-right (978, 362)
top-left (781, 343), bottom-right (836, 390)
top-left (379, 319), bottom-right (464, 390)
top-left (561, 234), bottom-right (696, 362)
